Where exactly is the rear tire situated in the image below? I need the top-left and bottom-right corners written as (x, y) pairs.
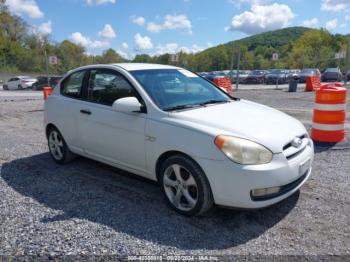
top-left (159, 155), bottom-right (213, 216)
top-left (47, 127), bottom-right (76, 164)
top-left (3, 85), bottom-right (8, 90)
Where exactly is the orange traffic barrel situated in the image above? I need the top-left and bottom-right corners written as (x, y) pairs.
top-left (305, 76), bottom-right (321, 92)
top-left (213, 77), bottom-right (233, 96)
top-left (43, 86), bottom-right (53, 100)
top-left (311, 83), bottom-right (347, 142)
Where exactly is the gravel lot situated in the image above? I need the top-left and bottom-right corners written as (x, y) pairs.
top-left (0, 89), bottom-right (349, 259)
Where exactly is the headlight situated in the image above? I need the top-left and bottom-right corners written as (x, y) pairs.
top-left (214, 135), bottom-right (273, 165)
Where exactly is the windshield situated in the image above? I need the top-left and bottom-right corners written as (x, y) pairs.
top-left (131, 69), bottom-right (231, 111)
top-left (325, 68), bottom-right (338, 72)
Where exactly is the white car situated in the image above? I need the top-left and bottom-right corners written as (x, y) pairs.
top-left (44, 63), bottom-right (314, 216)
top-left (3, 76), bottom-right (37, 90)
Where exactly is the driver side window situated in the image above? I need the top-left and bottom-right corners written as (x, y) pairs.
top-left (87, 69), bottom-right (136, 106)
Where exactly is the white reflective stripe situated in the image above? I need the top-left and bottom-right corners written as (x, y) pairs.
top-left (314, 103), bottom-right (346, 111)
top-left (312, 123), bottom-right (345, 131)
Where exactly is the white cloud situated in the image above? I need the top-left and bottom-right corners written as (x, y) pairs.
top-left (147, 22), bottom-right (163, 33)
top-left (321, 0), bottom-right (349, 12)
top-left (303, 18), bottom-right (319, 27)
top-left (146, 15), bottom-right (192, 34)
top-left (98, 24), bottom-right (116, 39)
top-left (132, 16), bottom-right (146, 26)
top-left (155, 43), bottom-right (179, 55)
top-left (6, 0), bottom-right (44, 19)
top-left (117, 42), bottom-right (129, 58)
top-left (117, 49), bottom-right (129, 59)
top-left (325, 18), bottom-right (338, 30)
top-left (226, 3), bottom-right (295, 35)
top-left (121, 42), bottom-right (128, 50)
top-left (188, 44), bottom-right (204, 53)
top-left (228, 0), bottom-right (269, 9)
top-left (345, 15), bottom-right (350, 21)
top-left (70, 32), bottom-right (110, 49)
top-left (37, 20), bottom-right (52, 35)
top-left (153, 43), bottom-right (204, 56)
top-left (85, 0), bottom-right (116, 6)
top-left (134, 33), bottom-right (153, 50)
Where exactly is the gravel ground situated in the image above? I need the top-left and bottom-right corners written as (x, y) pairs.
top-left (0, 90), bottom-right (349, 259)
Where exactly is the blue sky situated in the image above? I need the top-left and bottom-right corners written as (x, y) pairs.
top-left (5, 0), bottom-right (350, 58)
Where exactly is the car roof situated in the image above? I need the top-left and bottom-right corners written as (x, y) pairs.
top-left (112, 63), bottom-right (181, 71)
top-left (68, 63), bottom-right (182, 74)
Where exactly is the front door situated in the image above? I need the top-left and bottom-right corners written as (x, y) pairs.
top-left (78, 68), bottom-right (147, 173)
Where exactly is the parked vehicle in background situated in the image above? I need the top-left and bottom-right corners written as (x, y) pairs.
top-left (265, 69), bottom-right (288, 84)
top-left (230, 70), bottom-right (251, 84)
top-left (345, 70), bottom-right (350, 82)
top-left (44, 63), bottom-right (314, 216)
top-left (32, 76), bottom-right (63, 90)
top-left (321, 68), bottom-right (343, 82)
top-left (204, 71), bottom-right (227, 82)
top-left (226, 70), bottom-right (237, 83)
top-left (3, 76), bottom-right (37, 90)
top-left (298, 68), bottom-right (321, 83)
top-left (287, 69), bottom-right (300, 81)
top-left (243, 70), bottom-right (266, 84)
top-left (197, 72), bottom-right (208, 78)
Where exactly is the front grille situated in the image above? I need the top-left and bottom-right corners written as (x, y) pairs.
top-left (283, 134), bottom-right (310, 160)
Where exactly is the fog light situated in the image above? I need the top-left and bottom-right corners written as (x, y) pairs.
top-left (251, 186), bottom-right (281, 197)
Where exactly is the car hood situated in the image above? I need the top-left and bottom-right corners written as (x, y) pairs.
top-left (169, 100), bottom-right (307, 153)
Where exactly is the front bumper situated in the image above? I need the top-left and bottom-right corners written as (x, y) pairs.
top-left (195, 140), bottom-right (314, 209)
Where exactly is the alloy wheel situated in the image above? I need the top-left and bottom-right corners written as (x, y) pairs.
top-left (163, 164), bottom-right (198, 211)
top-left (48, 130), bottom-right (64, 161)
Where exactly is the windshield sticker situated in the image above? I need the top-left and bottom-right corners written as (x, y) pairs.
top-left (178, 69), bottom-right (198, 78)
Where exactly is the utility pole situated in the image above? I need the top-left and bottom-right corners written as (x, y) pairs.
top-left (235, 45), bottom-right (241, 90)
top-left (230, 42), bottom-right (235, 71)
top-left (344, 41), bottom-right (349, 87)
top-left (44, 49), bottom-right (49, 86)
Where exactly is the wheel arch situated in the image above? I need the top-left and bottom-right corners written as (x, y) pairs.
top-left (45, 123), bottom-right (58, 138)
top-left (155, 150), bottom-right (209, 185)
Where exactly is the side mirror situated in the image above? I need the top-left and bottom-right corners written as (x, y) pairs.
top-left (112, 97), bottom-right (142, 113)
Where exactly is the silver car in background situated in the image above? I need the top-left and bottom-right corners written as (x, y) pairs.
top-left (3, 76), bottom-right (37, 90)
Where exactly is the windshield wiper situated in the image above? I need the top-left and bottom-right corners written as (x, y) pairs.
top-left (163, 104), bottom-right (202, 112)
top-left (163, 100), bottom-right (231, 111)
top-left (199, 100), bottom-right (230, 106)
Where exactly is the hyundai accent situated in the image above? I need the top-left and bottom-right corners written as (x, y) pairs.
top-left (44, 63), bottom-right (314, 216)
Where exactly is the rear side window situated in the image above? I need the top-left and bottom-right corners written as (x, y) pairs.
top-left (61, 71), bottom-right (85, 99)
top-left (87, 69), bottom-right (136, 106)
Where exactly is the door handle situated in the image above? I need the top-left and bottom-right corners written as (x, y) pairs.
top-left (80, 109), bottom-right (91, 115)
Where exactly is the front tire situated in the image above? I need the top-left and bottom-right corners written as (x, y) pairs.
top-left (47, 127), bottom-right (76, 164)
top-left (159, 155), bottom-right (213, 216)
